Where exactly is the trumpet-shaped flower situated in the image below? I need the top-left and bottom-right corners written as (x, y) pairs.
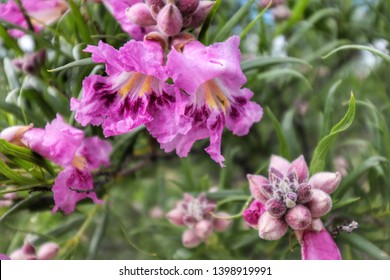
top-left (0, 0), bottom-right (68, 38)
top-left (243, 154), bottom-right (342, 260)
top-left (71, 40), bottom-right (188, 140)
top-left (165, 35), bottom-right (263, 166)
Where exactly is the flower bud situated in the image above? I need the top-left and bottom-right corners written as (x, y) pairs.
top-left (12, 49), bottom-right (46, 75)
top-left (0, 125), bottom-right (32, 146)
top-left (296, 183), bottom-right (312, 203)
top-left (144, 31), bottom-right (168, 50)
top-left (176, 0), bottom-right (199, 16)
top-left (258, 212), bottom-right (288, 240)
top-left (171, 32), bottom-right (196, 51)
top-left (310, 218), bottom-right (324, 232)
top-left (287, 155), bottom-right (309, 183)
top-left (166, 207), bottom-right (185, 226)
top-left (157, 3), bottom-right (183, 36)
top-left (242, 200), bottom-right (265, 229)
top-left (145, 0), bottom-right (165, 9)
top-left (150, 206), bottom-right (164, 219)
top-left (126, 3), bottom-right (157, 27)
top-left (272, 5), bottom-right (291, 21)
top-left (285, 205), bottom-right (311, 230)
top-left (247, 174), bottom-right (270, 202)
top-left (308, 172), bottom-right (341, 194)
top-left (265, 198), bottom-right (286, 218)
top-left (184, 0), bottom-right (214, 29)
top-left (212, 212), bottom-right (231, 232)
top-left (285, 192), bottom-right (297, 208)
top-left (9, 243), bottom-right (36, 260)
top-left (182, 229), bottom-right (202, 248)
top-left (260, 184), bottom-right (274, 199)
top-left (37, 242), bottom-right (59, 260)
top-left (195, 220), bottom-right (213, 239)
top-left (306, 189), bottom-right (332, 218)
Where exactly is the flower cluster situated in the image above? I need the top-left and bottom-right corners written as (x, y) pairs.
top-left (243, 155), bottom-right (342, 260)
top-left (0, 115), bottom-right (112, 214)
top-left (71, 1), bottom-right (263, 167)
top-left (0, 242), bottom-right (59, 260)
top-left (0, 0), bottom-right (68, 38)
top-left (166, 193), bottom-right (230, 248)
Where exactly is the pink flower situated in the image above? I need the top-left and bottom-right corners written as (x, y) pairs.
top-left (301, 229), bottom-right (342, 260)
top-left (0, 0), bottom-right (68, 38)
top-left (0, 254), bottom-right (11, 260)
top-left (21, 115), bottom-right (111, 214)
top-left (1, 242), bottom-right (59, 260)
top-left (166, 193), bottom-right (231, 248)
top-left (71, 40), bottom-right (189, 140)
top-left (243, 155), bottom-right (343, 259)
top-left (102, 0), bottom-right (155, 40)
top-left (164, 35), bottom-right (263, 166)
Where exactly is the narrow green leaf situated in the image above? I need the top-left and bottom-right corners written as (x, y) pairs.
top-left (241, 56), bottom-right (311, 72)
top-left (321, 80), bottom-right (343, 137)
top-left (309, 93), bottom-right (356, 174)
top-left (239, 1), bottom-right (271, 40)
top-left (219, 147), bottom-right (239, 190)
top-left (47, 58), bottom-right (93, 72)
top-left (265, 107), bottom-right (290, 159)
top-left (67, 0), bottom-right (92, 44)
top-left (0, 193), bottom-right (42, 224)
top-left (88, 204), bottom-right (108, 259)
top-left (0, 160), bottom-right (36, 185)
top-left (257, 68), bottom-right (312, 89)
top-left (322, 44), bottom-right (390, 63)
top-left (333, 197), bottom-right (361, 210)
top-left (198, 0), bottom-right (222, 43)
top-left (339, 234), bottom-right (390, 260)
top-left (215, 0), bottom-right (256, 42)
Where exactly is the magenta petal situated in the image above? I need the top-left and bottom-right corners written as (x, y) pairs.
top-left (301, 229), bottom-right (342, 260)
top-left (0, 254), bottom-right (11, 260)
top-left (84, 41), bottom-right (124, 76)
top-left (205, 112), bottom-right (225, 167)
top-left (52, 167), bottom-right (103, 215)
top-left (242, 200), bottom-right (266, 229)
top-left (79, 137), bottom-right (112, 169)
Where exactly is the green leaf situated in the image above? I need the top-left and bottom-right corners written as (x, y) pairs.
top-left (198, 0), bottom-right (222, 43)
top-left (0, 159), bottom-right (36, 185)
top-left (339, 234), bottom-right (390, 260)
top-left (67, 0), bottom-right (93, 44)
top-left (47, 58), bottom-right (94, 72)
top-left (239, 1), bottom-right (271, 40)
top-left (321, 80), bottom-right (343, 137)
top-left (333, 197), bottom-right (361, 210)
top-left (256, 68), bottom-right (312, 89)
top-left (265, 107), bottom-right (290, 159)
top-left (88, 204), bottom-right (108, 259)
top-left (241, 56), bottom-right (311, 72)
top-left (322, 44), bottom-right (390, 63)
top-left (309, 92), bottom-right (356, 174)
top-left (215, 0), bottom-right (256, 42)
top-left (219, 147), bottom-right (239, 190)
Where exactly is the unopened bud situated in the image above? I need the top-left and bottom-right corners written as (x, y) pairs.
top-left (145, 0), bottom-right (165, 9)
top-left (260, 184), bottom-right (274, 199)
top-left (0, 125), bottom-right (32, 146)
top-left (195, 220), bottom-right (213, 239)
top-left (184, 0), bottom-right (214, 29)
top-left (37, 242), bottom-right (59, 260)
top-left (296, 183), bottom-right (312, 204)
top-left (144, 31), bottom-right (168, 50)
top-left (242, 200), bottom-right (265, 229)
top-left (310, 218), bottom-right (324, 232)
top-left (182, 229), bottom-right (202, 248)
top-left (12, 49), bottom-right (45, 75)
top-left (285, 205), bottom-right (311, 230)
top-left (285, 192), bottom-right (297, 208)
top-left (0, 254), bottom-right (11, 260)
top-left (126, 3), bottom-right (157, 27)
top-left (306, 189), bottom-right (332, 218)
top-left (157, 3), bottom-right (183, 36)
top-left (258, 212), bottom-right (288, 240)
top-left (259, 0), bottom-right (285, 8)
top-left (247, 174), bottom-right (270, 202)
top-left (272, 5), bottom-right (291, 21)
top-left (287, 155), bottom-right (309, 183)
top-left (166, 207), bottom-right (185, 226)
top-left (308, 172), bottom-right (341, 194)
top-left (212, 212), bottom-right (231, 232)
top-left (265, 198), bottom-right (286, 218)
top-left (176, 0), bottom-right (199, 16)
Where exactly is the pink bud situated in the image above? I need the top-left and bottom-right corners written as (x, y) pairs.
top-left (285, 205), bottom-right (312, 230)
top-left (0, 125), bottom-right (32, 146)
top-left (258, 212), bottom-right (288, 240)
top-left (22, 243), bottom-right (36, 255)
top-left (184, 0), bottom-right (214, 29)
top-left (308, 172), bottom-right (341, 194)
top-left (171, 32), bottom-right (196, 51)
top-left (176, 0), bottom-right (199, 16)
top-left (310, 218), bottom-right (324, 232)
top-left (157, 3), bottom-right (183, 36)
top-left (242, 200), bottom-right (265, 229)
top-left (150, 206), bottom-right (164, 219)
top-left (269, 155), bottom-right (290, 176)
top-left (9, 244), bottom-right (36, 260)
top-left (306, 189), bottom-right (332, 218)
top-left (182, 229), bottom-right (202, 248)
top-left (287, 155), bottom-right (309, 183)
top-left (212, 212), bottom-right (231, 232)
top-left (247, 174), bottom-right (270, 202)
top-left (296, 184), bottom-right (312, 203)
top-left (37, 242), bottom-right (59, 260)
top-left (265, 198), bottom-right (286, 218)
top-left (195, 220), bottom-right (213, 239)
top-left (126, 3), bottom-right (157, 27)
top-left (259, 0), bottom-right (285, 8)
top-left (145, 0), bottom-right (165, 9)
top-left (166, 207), bottom-right (185, 226)
top-left (144, 31), bottom-right (168, 50)
top-left (272, 5), bottom-right (291, 21)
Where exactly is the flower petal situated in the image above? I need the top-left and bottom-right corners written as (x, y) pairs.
top-left (301, 229), bottom-right (342, 260)
top-left (269, 155), bottom-right (290, 177)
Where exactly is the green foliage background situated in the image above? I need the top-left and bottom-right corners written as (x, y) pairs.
top-left (0, 0), bottom-right (389, 260)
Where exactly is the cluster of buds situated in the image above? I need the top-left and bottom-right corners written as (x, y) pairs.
top-left (166, 193), bottom-right (230, 248)
top-left (243, 155), bottom-right (341, 241)
top-left (0, 242), bottom-right (59, 260)
top-left (126, 0), bottom-right (214, 37)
